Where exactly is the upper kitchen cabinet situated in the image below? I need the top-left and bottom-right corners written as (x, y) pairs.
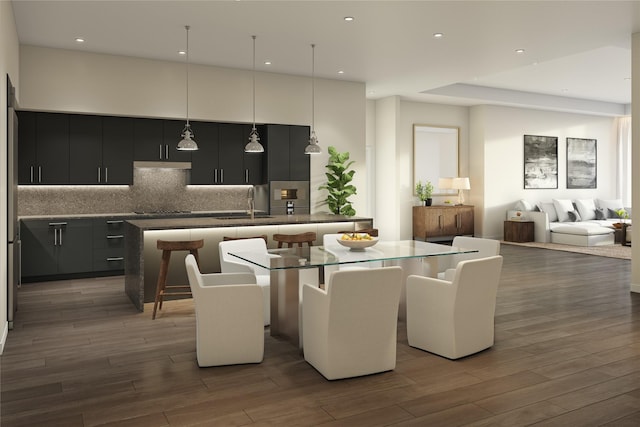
top-left (68, 115), bottom-right (133, 185)
top-left (263, 124), bottom-right (310, 182)
top-left (18, 112), bottom-right (70, 184)
top-left (133, 118), bottom-right (192, 162)
top-left (190, 122), bottom-right (261, 185)
top-left (241, 124), bottom-right (264, 185)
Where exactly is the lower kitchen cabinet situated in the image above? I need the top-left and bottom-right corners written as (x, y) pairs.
top-left (21, 216), bottom-right (129, 281)
top-left (21, 218), bottom-right (94, 279)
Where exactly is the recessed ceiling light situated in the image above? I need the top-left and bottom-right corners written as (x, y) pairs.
top-left (515, 49), bottom-right (525, 54)
top-left (338, 70), bottom-right (345, 74)
top-left (75, 37), bottom-right (85, 43)
top-left (344, 16), bottom-right (354, 22)
top-left (178, 50), bottom-right (186, 55)
top-left (264, 61), bottom-right (271, 65)
top-left (433, 33), bottom-right (444, 38)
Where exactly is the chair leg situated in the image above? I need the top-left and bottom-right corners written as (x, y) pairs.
top-left (152, 250), bottom-right (171, 319)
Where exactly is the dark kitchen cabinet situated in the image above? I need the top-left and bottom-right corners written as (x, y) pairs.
top-left (69, 115), bottom-right (102, 184)
top-left (263, 124), bottom-right (310, 182)
top-left (21, 218), bottom-right (93, 279)
top-left (101, 116), bottom-right (134, 184)
top-left (162, 120), bottom-right (194, 163)
top-left (18, 112), bottom-right (70, 184)
top-left (242, 124), bottom-right (264, 185)
top-left (190, 122), bottom-right (258, 185)
top-left (92, 217), bottom-right (127, 272)
top-left (133, 118), bottom-right (192, 162)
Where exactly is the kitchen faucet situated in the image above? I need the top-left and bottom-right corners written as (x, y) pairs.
top-left (247, 186), bottom-right (255, 220)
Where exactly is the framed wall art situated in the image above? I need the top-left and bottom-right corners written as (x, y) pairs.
top-left (524, 135), bottom-right (558, 189)
top-left (566, 137), bottom-right (597, 189)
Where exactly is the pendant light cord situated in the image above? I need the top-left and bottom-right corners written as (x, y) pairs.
top-left (185, 25), bottom-right (190, 127)
top-left (311, 43), bottom-right (315, 134)
top-left (252, 35), bottom-right (257, 131)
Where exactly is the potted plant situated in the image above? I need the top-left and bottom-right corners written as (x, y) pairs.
top-left (319, 146), bottom-right (357, 216)
top-left (415, 180), bottom-right (434, 206)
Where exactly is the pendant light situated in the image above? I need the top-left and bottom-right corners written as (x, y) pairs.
top-left (244, 35), bottom-right (264, 153)
top-left (177, 25), bottom-right (198, 151)
top-left (304, 43), bottom-right (322, 155)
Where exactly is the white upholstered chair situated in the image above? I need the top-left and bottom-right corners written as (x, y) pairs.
top-left (302, 266), bottom-right (403, 380)
top-left (218, 238), bottom-right (273, 325)
top-left (185, 254), bottom-right (264, 367)
top-left (407, 255), bottom-right (503, 360)
top-left (437, 236), bottom-right (500, 281)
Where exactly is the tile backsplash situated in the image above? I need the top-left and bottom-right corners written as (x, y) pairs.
top-left (18, 168), bottom-right (250, 216)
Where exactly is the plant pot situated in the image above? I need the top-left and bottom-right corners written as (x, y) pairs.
top-left (424, 198), bottom-right (432, 206)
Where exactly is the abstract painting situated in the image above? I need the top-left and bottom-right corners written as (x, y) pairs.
top-left (524, 135), bottom-right (558, 189)
top-left (567, 137), bottom-right (597, 189)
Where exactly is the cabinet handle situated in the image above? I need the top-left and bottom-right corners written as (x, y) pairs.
top-left (38, 166), bottom-right (42, 183)
top-left (245, 169), bottom-right (249, 183)
top-left (59, 228), bottom-right (63, 246)
top-left (438, 215), bottom-right (443, 229)
top-left (165, 145), bottom-right (169, 160)
top-left (220, 169), bottom-right (224, 183)
top-left (107, 257), bottom-right (124, 262)
top-left (30, 166), bottom-right (34, 183)
top-left (214, 169), bottom-right (218, 183)
top-left (105, 167), bottom-right (108, 183)
top-left (107, 235), bottom-right (124, 239)
top-left (159, 145), bottom-right (163, 160)
top-left (53, 228), bottom-right (58, 246)
top-left (97, 167), bottom-right (101, 183)
top-left (106, 220), bottom-right (124, 224)
top-left (48, 222), bottom-right (67, 226)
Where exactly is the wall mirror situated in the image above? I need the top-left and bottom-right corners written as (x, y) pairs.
top-left (413, 124), bottom-right (459, 196)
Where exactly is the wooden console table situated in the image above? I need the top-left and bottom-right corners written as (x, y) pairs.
top-left (412, 205), bottom-right (474, 242)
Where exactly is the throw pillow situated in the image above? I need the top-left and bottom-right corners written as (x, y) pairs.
top-left (515, 199), bottom-right (533, 211)
top-left (552, 199), bottom-right (574, 222)
top-left (597, 199), bottom-right (624, 218)
top-left (567, 210), bottom-right (582, 222)
top-left (538, 201), bottom-right (558, 222)
top-left (595, 208), bottom-right (607, 220)
top-left (575, 199), bottom-right (597, 221)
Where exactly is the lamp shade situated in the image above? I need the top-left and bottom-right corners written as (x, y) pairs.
top-left (452, 177), bottom-right (471, 190)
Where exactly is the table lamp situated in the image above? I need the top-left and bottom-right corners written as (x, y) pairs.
top-left (452, 177), bottom-right (470, 205)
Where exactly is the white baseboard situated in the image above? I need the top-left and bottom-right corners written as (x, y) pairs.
top-left (0, 321), bottom-right (8, 355)
top-left (630, 283), bottom-right (640, 294)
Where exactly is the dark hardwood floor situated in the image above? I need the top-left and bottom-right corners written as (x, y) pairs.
top-left (2, 245), bottom-right (640, 426)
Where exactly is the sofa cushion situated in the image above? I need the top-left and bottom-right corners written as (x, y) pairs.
top-left (514, 199), bottom-right (533, 211)
top-left (539, 201), bottom-right (558, 222)
top-left (595, 208), bottom-right (607, 220)
top-left (553, 199), bottom-right (575, 222)
top-left (575, 199), bottom-right (597, 221)
top-left (597, 199), bottom-right (624, 218)
top-left (552, 224), bottom-right (614, 236)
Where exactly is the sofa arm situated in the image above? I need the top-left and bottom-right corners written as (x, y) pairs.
top-left (507, 210), bottom-right (550, 243)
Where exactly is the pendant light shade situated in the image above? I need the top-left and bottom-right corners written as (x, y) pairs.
top-left (245, 35), bottom-right (264, 153)
top-left (304, 43), bottom-right (322, 155)
top-left (177, 25), bottom-right (198, 151)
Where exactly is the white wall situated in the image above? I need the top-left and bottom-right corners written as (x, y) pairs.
top-left (1, 0), bottom-right (20, 353)
top-left (19, 45), bottom-right (366, 216)
top-left (475, 105), bottom-right (617, 239)
top-left (631, 32), bottom-right (640, 293)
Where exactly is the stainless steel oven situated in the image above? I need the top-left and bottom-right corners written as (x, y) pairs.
top-left (268, 181), bottom-right (310, 215)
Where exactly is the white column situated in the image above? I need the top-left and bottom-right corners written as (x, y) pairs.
top-left (631, 33), bottom-right (640, 293)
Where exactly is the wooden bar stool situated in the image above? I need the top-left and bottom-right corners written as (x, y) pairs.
top-left (152, 239), bottom-right (204, 319)
top-left (273, 232), bottom-right (317, 248)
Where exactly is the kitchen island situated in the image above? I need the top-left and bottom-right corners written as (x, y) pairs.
top-left (124, 214), bottom-right (374, 311)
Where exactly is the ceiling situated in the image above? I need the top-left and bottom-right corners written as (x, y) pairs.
top-left (11, 1), bottom-right (640, 116)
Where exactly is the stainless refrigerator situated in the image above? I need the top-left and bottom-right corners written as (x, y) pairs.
top-left (7, 75), bottom-right (19, 329)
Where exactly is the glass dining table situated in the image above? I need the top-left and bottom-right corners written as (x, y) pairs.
top-left (230, 239), bottom-right (478, 347)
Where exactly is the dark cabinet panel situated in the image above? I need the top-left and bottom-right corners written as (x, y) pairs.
top-left (92, 217), bottom-right (127, 272)
top-left (189, 121), bottom-right (220, 184)
top-left (133, 118), bottom-right (165, 161)
top-left (242, 124), bottom-right (264, 185)
top-left (218, 123), bottom-right (246, 184)
top-left (263, 124), bottom-right (310, 182)
top-left (36, 113), bottom-right (70, 184)
top-left (20, 220), bottom-right (58, 277)
top-left (57, 219), bottom-right (94, 274)
top-left (17, 111), bottom-right (37, 184)
top-left (69, 115), bottom-right (102, 184)
top-left (163, 120), bottom-right (193, 162)
top-left (102, 116), bottom-right (134, 185)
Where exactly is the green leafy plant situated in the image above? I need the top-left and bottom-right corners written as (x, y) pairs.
top-left (616, 208), bottom-right (629, 219)
top-left (319, 146), bottom-right (357, 216)
top-left (415, 180), bottom-right (434, 202)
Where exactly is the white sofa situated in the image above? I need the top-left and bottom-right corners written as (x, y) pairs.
top-left (507, 198), bottom-right (631, 246)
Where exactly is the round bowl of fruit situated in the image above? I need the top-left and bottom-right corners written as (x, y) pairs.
top-left (336, 233), bottom-right (379, 251)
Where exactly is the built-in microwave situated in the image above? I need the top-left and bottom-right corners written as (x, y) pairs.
top-left (267, 181), bottom-right (310, 215)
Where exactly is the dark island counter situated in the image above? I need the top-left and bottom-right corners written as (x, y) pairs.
top-left (124, 214), bottom-right (374, 311)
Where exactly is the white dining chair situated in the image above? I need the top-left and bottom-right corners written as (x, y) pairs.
top-left (437, 236), bottom-right (500, 281)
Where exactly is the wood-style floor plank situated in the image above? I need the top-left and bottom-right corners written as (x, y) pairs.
top-left (3, 245), bottom-right (640, 426)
